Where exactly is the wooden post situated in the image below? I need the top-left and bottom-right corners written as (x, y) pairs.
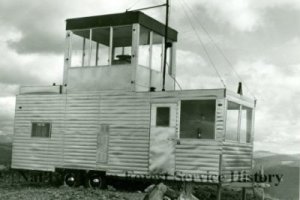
top-left (63, 31), bottom-right (72, 86)
top-left (216, 184), bottom-right (222, 200)
top-left (109, 26), bottom-right (113, 66)
top-left (217, 154), bottom-right (223, 200)
top-left (131, 23), bottom-right (140, 91)
top-left (242, 187), bottom-right (247, 200)
top-left (149, 31), bottom-right (153, 89)
top-left (11, 170), bottom-right (14, 185)
top-left (162, 0), bottom-right (170, 91)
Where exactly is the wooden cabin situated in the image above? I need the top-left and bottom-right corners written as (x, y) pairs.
top-left (11, 11), bottom-right (256, 187)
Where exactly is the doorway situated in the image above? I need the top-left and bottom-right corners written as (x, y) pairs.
top-left (149, 103), bottom-right (177, 175)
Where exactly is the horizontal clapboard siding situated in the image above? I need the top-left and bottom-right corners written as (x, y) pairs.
top-left (175, 140), bottom-right (222, 175)
top-left (63, 93), bottom-right (100, 170)
top-left (101, 92), bottom-right (151, 175)
top-left (12, 94), bottom-right (65, 171)
top-left (215, 99), bottom-right (226, 141)
top-left (221, 141), bottom-right (253, 181)
top-left (11, 88), bottom-right (254, 183)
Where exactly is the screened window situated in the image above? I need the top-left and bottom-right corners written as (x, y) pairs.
top-left (156, 107), bottom-right (170, 127)
top-left (31, 122), bottom-right (51, 138)
top-left (225, 101), bottom-right (240, 141)
top-left (180, 100), bottom-right (216, 139)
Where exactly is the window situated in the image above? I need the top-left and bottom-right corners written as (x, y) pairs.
top-left (225, 102), bottom-right (253, 143)
top-left (180, 100), bottom-right (216, 139)
top-left (31, 122), bottom-right (51, 138)
top-left (156, 107), bottom-right (170, 127)
top-left (166, 47), bottom-right (172, 76)
top-left (112, 26), bottom-right (132, 65)
top-left (138, 26), bottom-right (151, 67)
top-left (71, 29), bottom-right (90, 67)
top-left (70, 26), bottom-right (132, 67)
top-left (151, 32), bottom-right (163, 71)
top-left (225, 102), bottom-right (240, 141)
top-left (90, 27), bottom-right (110, 66)
top-left (240, 106), bottom-right (252, 143)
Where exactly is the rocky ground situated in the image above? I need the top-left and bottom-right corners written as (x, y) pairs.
top-left (0, 170), bottom-right (269, 200)
top-left (0, 182), bottom-right (145, 200)
top-left (0, 186), bottom-right (146, 200)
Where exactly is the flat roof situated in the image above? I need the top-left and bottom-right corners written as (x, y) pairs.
top-left (66, 11), bottom-right (178, 41)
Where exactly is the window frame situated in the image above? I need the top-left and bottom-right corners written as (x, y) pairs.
top-left (155, 106), bottom-right (171, 127)
top-left (225, 100), bottom-right (253, 143)
top-left (31, 122), bottom-right (52, 138)
top-left (69, 25), bottom-right (134, 68)
top-left (178, 99), bottom-right (217, 140)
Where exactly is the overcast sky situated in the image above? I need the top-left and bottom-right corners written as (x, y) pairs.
top-left (0, 0), bottom-right (299, 154)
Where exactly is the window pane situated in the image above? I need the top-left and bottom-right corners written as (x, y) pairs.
top-left (151, 32), bottom-right (163, 71)
top-left (166, 47), bottom-right (172, 75)
top-left (91, 27), bottom-right (110, 66)
top-left (156, 107), bottom-right (170, 127)
top-left (71, 30), bottom-right (90, 67)
top-left (240, 106), bottom-right (252, 143)
top-left (226, 102), bottom-right (240, 141)
top-left (31, 122), bottom-right (51, 138)
top-left (138, 26), bottom-right (151, 67)
top-left (180, 100), bottom-right (216, 139)
top-left (112, 26), bottom-right (132, 65)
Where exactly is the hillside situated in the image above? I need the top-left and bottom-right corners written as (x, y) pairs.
top-left (0, 134), bottom-right (13, 144)
top-left (0, 143), bottom-right (12, 165)
top-left (253, 151), bottom-right (299, 200)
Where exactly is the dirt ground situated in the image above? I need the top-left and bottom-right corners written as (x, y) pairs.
top-left (0, 184), bottom-right (146, 200)
top-left (0, 170), bottom-right (267, 200)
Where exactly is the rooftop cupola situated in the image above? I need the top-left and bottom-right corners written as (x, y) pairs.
top-left (63, 11), bottom-right (178, 92)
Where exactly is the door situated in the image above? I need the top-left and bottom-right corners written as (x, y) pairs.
top-left (96, 124), bottom-right (109, 165)
top-left (149, 103), bottom-right (177, 175)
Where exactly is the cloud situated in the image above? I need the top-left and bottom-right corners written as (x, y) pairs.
top-left (176, 0), bottom-right (300, 33)
top-left (235, 60), bottom-right (300, 153)
top-left (0, 84), bottom-right (18, 97)
top-left (176, 50), bottom-right (226, 89)
top-left (0, 0), bottom-right (299, 155)
top-left (0, 0), bottom-right (140, 54)
top-left (0, 41), bottom-right (63, 86)
top-left (204, 0), bottom-right (260, 32)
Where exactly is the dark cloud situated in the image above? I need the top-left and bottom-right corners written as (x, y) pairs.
top-left (0, 0), bottom-right (66, 54)
top-left (0, 0), bottom-right (142, 54)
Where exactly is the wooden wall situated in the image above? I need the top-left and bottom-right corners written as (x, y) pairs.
top-left (62, 93), bottom-right (100, 170)
top-left (100, 91), bottom-right (150, 175)
top-left (12, 94), bottom-right (65, 171)
top-left (12, 89), bottom-right (254, 183)
top-left (175, 140), bottom-right (222, 175)
top-left (221, 141), bottom-right (253, 182)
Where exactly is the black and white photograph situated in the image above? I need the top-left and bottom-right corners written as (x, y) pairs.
top-left (0, 0), bottom-right (299, 199)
